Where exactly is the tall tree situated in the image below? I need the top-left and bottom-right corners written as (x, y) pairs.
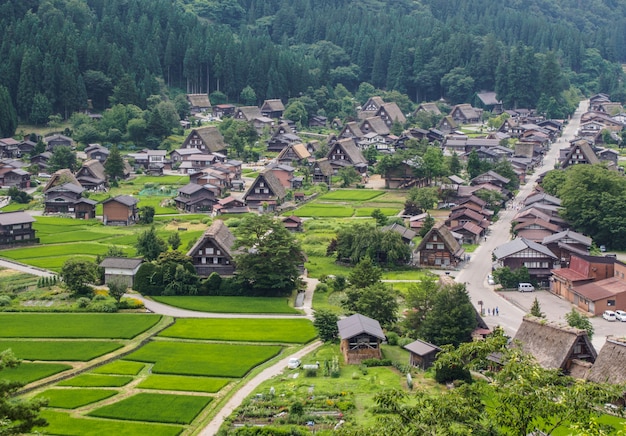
top-left (47, 146), bottom-right (77, 173)
top-left (135, 226), bottom-right (167, 261)
top-left (0, 86), bottom-right (17, 137)
top-left (104, 145), bottom-right (125, 182)
top-left (60, 258), bottom-right (98, 297)
top-left (342, 282), bottom-right (399, 328)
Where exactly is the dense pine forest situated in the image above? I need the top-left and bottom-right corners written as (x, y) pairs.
top-left (1, 0), bottom-right (626, 125)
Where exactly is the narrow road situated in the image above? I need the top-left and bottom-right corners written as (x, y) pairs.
top-left (0, 258), bottom-right (56, 277)
top-left (456, 100), bottom-right (588, 337)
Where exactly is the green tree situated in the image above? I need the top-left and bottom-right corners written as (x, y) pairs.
top-left (565, 308), bottom-right (594, 340)
top-left (338, 167), bottom-right (361, 188)
top-left (407, 186), bottom-right (439, 213)
top-left (370, 208), bottom-right (387, 227)
top-left (0, 349), bottom-right (48, 434)
top-left (48, 146), bottom-right (77, 173)
top-left (107, 280), bottom-right (127, 303)
top-left (284, 100), bottom-right (308, 126)
top-left (30, 93), bottom-right (52, 125)
top-left (530, 297), bottom-right (544, 318)
top-left (240, 85), bottom-right (257, 105)
top-left (168, 232), bottom-right (181, 250)
top-left (61, 258), bottom-right (98, 297)
top-left (135, 226), bottom-right (167, 261)
top-left (342, 282), bottom-right (399, 328)
top-left (313, 309), bottom-right (340, 342)
top-left (447, 152), bottom-right (462, 175)
top-left (466, 149), bottom-right (482, 179)
top-left (348, 256), bottom-right (382, 289)
top-left (0, 86), bottom-right (17, 137)
top-left (104, 145), bottom-right (125, 182)
top-left (234, 215), bottom-right (304, 296)
top-left (418, 214), bottom-right (435, 238)
top-left (138, 206), bottom-right (155, 224)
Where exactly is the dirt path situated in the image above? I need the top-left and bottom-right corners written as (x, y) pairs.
top-left (198, 340), bottom-right (323, 436)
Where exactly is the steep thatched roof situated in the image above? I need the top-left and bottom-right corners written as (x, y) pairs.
top-left (513, 316), bottom-right (597, 370)
top-left (415, 222), bottom-right (464, 258)
top-left (587, 337), bottom-right (626, 384)
top-left (377, 102), bottom-right (406, 125)
top-left (186, 219), bottom-right (235, 259)
top-left (187, 94), bottom-right (211, 108)
top-left (43, 168), bottom-right (81, 193)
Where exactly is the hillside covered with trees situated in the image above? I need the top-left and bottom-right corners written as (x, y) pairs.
top-left (2, 0), bottom-right (626, 126)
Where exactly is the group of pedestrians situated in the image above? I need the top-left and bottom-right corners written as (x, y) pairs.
top-left (486, 307), bottom-right (499, 316)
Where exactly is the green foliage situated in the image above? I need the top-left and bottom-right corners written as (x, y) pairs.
top-left (370, 208), bottom-right (388, 226)
top-left (167, 232), bottom-right (181, 250)
top-left (530, 297), bottom-right (544, 318)
top-left (565, 308), bottom-right (594, 340)
top-left (104, 145), bottom-right (125, 181)
top-left (138, 206), bottom-right (156, 224)
top-left (135, 226), bottom-right (166, 261)
top-left (342, 282), bottom-right (399, 328)
top-left (313, 309), bottom-right (339, 342)
top-left (48, 146), bottom-right (77, 173)
top-left (0, 86), bottom-right (17, 137)
top-left (348, 256), bottom-right (382, 288)
top-left (334, 223), bottom-right (411, 266)
top-left (338, 167), bottom-right (361, 188)
top-left (7, 186), bottom-right (31, 204)
top-left (107, 280), bottom-right (127, 303)
top-left (34, 389), bottom-right (117, 409)
top-left (60, 258), bottom-right (98, 297)
top-left (492, 266), bottom-right (530, 288)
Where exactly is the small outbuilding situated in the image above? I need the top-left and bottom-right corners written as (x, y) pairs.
top-left (337, 314), bottom-right (386, 364)
top-left (99, 257), bottom-right (143, 288)
top-left (403, 339), bottom-right (441, 370)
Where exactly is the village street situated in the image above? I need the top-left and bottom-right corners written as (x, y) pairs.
top-left (456, 100), bottom-right (626, 350)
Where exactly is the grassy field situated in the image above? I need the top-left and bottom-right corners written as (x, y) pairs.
top-left (305, 255), bottom-right (351, 278)
top-left (91, 360), bottom-right (145, 375)
top-left (152, 296), bottom-right (301, 314)
top-left (0, 340), bottom-right (123, 361)
top-left (158, 319), bottom-right (317, 343)
top-left (88, 392), bottom-right (212, 424)
top-left (318, 190), bottom-right (385, 201)
top-left (354, 206), bottom-right (401, 216)
top-left (292, 203), bottom-right (355, 217)
top-left (37, 410), bottom-right (183, 436)
top-left (126, 341), bottom-right (282, 377)
top-left (0, 314), bottom-right (161, 338)
top-left (137, 375), bottom-right (230, 393)
top-left (1, 363), bottom-right (72, 384)
top-left (0, 269), bottom-right (39, 292)
top-left (34, 388), bottom-right (118, 409)
top-left (57, 374), bottom-right (134, 387)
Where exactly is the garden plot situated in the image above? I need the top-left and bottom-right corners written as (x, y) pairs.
top-left (158, 319), bottom-right (317, 343)
top-left (0, 340), bottom-right (123, 361)
top-left (153, 295), bottom-right (301, 314)
top-left (126, 341), bottom-right (282, 377)
top-left (0, 313), bottom-right (161, 338)
top-left (34, 388), bottom-right (118, 409)
top-left (88, 392), bottom-right (212, 424)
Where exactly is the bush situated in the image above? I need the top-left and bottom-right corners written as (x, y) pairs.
top-left (397, 337), bottom-right (414, 348)
top-left (88, 300), bottom-right (119, 313)
top-left (117, 298), bottom-right (144, 310)
top-left (386, 332), bottom-right (399, 346)
top-left (304, 368), bottom-right (318, 377)
top-left (434, 362), bottom-right (472, 384)
top-left (0, 295), bottom-right (12, 306)
top-left (76, 297), bottom-right (91, 308)
top-left (314, 283), bottom-right (329, 293)
top-left (361, 358), bottom-right (392, 367)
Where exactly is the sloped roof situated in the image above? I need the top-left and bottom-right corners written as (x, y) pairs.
top-left (543, 230), bottom-right (591, 247)
top-left (416, 222), bottom-right (464, 258)
top-left (46, 182), bottom-right (84, 195)
top-left (187, 94), bottom-right (211, 108)
top-left (103, 195), bottom-right (138, 207)
top-left (261, 99), bottom-right (285, 112)
top-left (0, 211), bottom-right (35, 226)
top-left (403, 338), bottom-right (440, 356)
top-left (524, 192), bottom-right (561, 207)
top-left (562, 142), bottom-right (600, 166)
top-left (476, 91), bottom-right (501, 106)
top-left (337, 313), bottom-right (385, 340)
top-left (329, 138), bottom-right (367, 166)
top-left (587, 337), bottom-right (626, 384)
top-left (186, 219), bottom-right (235, 259)
top-left (382, 223), bottom-right (417, 241)
top-left (341, 122), bottom-right (364, 138)
top-left (362, 116), bottom-right (390, 135)
top-left (453, 221), bottom-right (483, 236)
top-left (99, 257), bottom-right (143, 269)
top-left (415, 102), bottom-right (442, 115)
top-left (513, 218), bottom-right (560, 233)
top-left (313, 158), bottom-right (333, 176)
top-left (187, 126), bottom-right (227, 153)
top-left (277, 143), bottom-right (311, 161)
top-left (43, 169), bottom-right (81, 193)
top-left (79, 159), bottom-right (106, 181)
top-left (377, 102), bottom-right (406, 124)
top-left (243, 170), bottom-right (287, 201)
top-left (513, 316), bottom-right (596, 370)
top-left (471, 170), bottom-right (510, 185)
top-left (236, 106), bottom-right (262, 120)
top-left (493, 237), bottom-right (558, 260)
top-left (573, 276), bottom-right (626, 302)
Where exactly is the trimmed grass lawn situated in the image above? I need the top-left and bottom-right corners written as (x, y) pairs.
top-left (126, 342), bottom-right (282, 377)
top-left (0, 340), bottom-right (123, 361)
top-left (88, 392), bottom-right (212, 424)
top-left (137, 375), bottom-right (230, 393)
top-left (318, 190), bottom-right (385, 201)
top-left (0, 314), bottom-right (161, 338)
top-left (91, 360), bottom-right (145, 375)
top-left (159, 319), bottom-right (317, 343)
top-left (152, 296), bottom-right (300, 314)
top-left (57, 374), bottom-right (134, 387)
top-left (1, 363), bottom-right (71, 384)
top-left (37, 410), bottom-right (183, 436)
top-left (35, 388), bottom-right (118, 409)
top-left (292, 203), bottom-right (354, 217)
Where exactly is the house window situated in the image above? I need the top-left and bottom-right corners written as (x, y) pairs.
top-left (206, 247), bottom-right (214, 254)
top-left (607, 299), bottom-right (615, 306)
top-left (433, 235), bottom-right (438, 241)
top-left (213, 257), bottom-right (219, 264)
top-left (426, 243), bottom-right (433, 249)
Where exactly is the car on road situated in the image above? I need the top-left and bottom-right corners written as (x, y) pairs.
top-left (603, 310), bottom-right (617, 321)
top-left (615, 310), bottom-right (626, 322)
top-left (287, 358), bottom-right (301, 369)
top-left (517, 283), bottom-right (535, 292)
top-left (487, 274), bottom-right (495, 285)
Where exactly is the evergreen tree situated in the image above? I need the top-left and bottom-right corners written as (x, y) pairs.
top-left (48, 146), bottom-right (77, 173)
top-left (104, 145), bottom-right (125, 182)
top-left (530, 297), bottom-right (544, 318)
top-left (466, 149), bottom-right (482, 179)
top-left (313, 309), bottom-right (340, 342)
top-left (30, 93), bottom-right (52, 125)
top-left (135, 226), bottom-right (167, 261)
top-left (0, 86), bottom-right (17, 137)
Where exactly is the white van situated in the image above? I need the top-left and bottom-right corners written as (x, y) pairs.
top-left (518, 283), bottom-right (535, 292)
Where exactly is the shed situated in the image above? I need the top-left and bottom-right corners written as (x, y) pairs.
top-left (99, 257), bottom-right (143, 288)
top-left (338, 314), bottom-right (386, 364)
top-left (403, 339), bottom-right (441, 370)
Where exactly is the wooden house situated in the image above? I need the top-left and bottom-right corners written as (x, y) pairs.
top-left (438, 115), bottom-right (458, 133)
top-left (560, 140), bottom-right (600, 168)
top-left (0, 167), bottom-right (30, 188)
top-left (186, 94), bottom-right (211, 113)
top-left (282, 215), bottom-right (303, 232)
top-left (277, 143), bottom-right (311, 165)
top-left (174, 183), bottom-right (218, 213)
top-left (375, 103), bottom-right (406, 127)
top-left (187, 220), bottom-right (236, 277)
top-left (260, 99), bottom-right (285, 118)
top-left (212, 104), bottom-right (235, 118)
top-left (449, 104), bottom-right (482, 124)
top-left (84, 144), bottom-right (110, 162)
top-left (76, 159), bottom-right (107, 191)
top-left (339, 122), bottom-right (365, 140)
top-left (44, 134), bottom-right (73, 151)
top-left (360, 116), bottom-right (390, 137)
top-left (99, 257), bottom-right (143, 288)
top-left (542, 230), bottom-right (592, 265)
top-left (267, 163), bottom-right (297, 189)
top-left (0, 211), bottom-right (37, 245)
top-left (404, 339), bottom-right (441, 370)
top-left (311, 158), bottom-right (333, 185)
top-left (587, 337), bottom-right (626, 385)
top-left (470, 170), bottom-right (510, 189)
top-left (513, 316), bottom-right (597, 374)
top-left (234, 106), bottom-right (262, 122)
top-left (180, 126), bottom-right (227, 154)
top-left (414, 102), bottom-right (442, 116)
top-left (474, 91), bottom-right (503, 114)
top-left (513, 219), bottom-right (561, 242)
top-left (358, 96), bottom-right (385, 120)
top-left (338, 314), bottom-right (386, 364)
top-left (414, 222), bottom-right (465, 268)
top-left (493, 237), bottom-right (558, 285)
top-left (326, 138), bottom-right (368, 174)
top-left (44, 183), bottom-right (96, 219)
top-left (242, 170), bottom-right (287, 212)
top-left (213, 196), bottom-right (249, 215)
top-left (102, 195), bottom-right (139, 226)
top-left (382, 223), bottom-right (417, 245)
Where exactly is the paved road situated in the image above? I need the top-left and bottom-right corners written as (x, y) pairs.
top-left (0, 258), bottom-right (55, 277)
top-left (455, 100), bottom-right (626, 350)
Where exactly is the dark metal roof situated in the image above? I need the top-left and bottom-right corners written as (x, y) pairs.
top-left (337, 314), bottom-right (385, 340)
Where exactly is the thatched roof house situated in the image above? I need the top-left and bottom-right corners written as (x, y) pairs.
top-left (513, 316), bottom-right (597, 373)
top-left (586, 337), bottom-right (626, 385)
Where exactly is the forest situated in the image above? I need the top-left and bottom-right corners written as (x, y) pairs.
top-left (1, 0), bottom-right (626, 125)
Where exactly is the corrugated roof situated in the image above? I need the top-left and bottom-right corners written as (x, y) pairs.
top-left (337, 314), bottom-right (385, 340)
top-left (403, 339), bottom-right (440, 356)
top-left (99, 257), bottom-right (143, 269)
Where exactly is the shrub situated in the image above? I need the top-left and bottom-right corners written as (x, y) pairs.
top-left (88, 300), bottom-right (119, 313)
top-left (386, 332), bottom-right (399, 346)
top-left (361, 358), bottom-right (393, 367)
top-left (434, 362), bottom-right (472, 384)
top-left (314, 283), bottom-right (329, 293)
top-left (304, 368), bottom-right (317, 377)
top-left (397, 337), bottom-right (414, 348)
top-left (76, 297), bottom-right (91, 308)
top-left (117, 298), bottom-right (144, 310)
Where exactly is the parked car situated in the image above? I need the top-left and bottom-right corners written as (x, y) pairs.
top-left (287, 358), bottom-right (301, 369)
top-left (603, 310), bottom-right (617, 321)
top-left (615, 310), bottom-right (626, 322)
top-left (487, 274), bottom-right (495, 285)
top-left (518, 283), bottom-right (535, 292)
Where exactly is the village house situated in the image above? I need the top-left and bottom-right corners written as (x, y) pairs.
top-left (375, 102), bottom-right (406, 127)
top-left (414, 102), bottom-right (442, 116)
top-left (180, 126), bottom-right (227, 154)
top-left (449, 104), bottom-right (482, 124)
top-left (542, 229), bottom-right (592, 265)
top-left (326, 138), bottom-right (368, 174)
top-left (260, 99), bottom-right (285, 119)
top-left (174, 183), bottom-right (218, 213)
top-left (0, 138), bottom-right (20, 159)
top-left (311, 158), bottom-right (333, 185)
top-left (266, 163), bottom-right (300, 189)
top-left (276, 142), bottom-right (312, 165)
top-left (281, 215), bottom-right (303, 232)
top-left (513, 316), bottom-right (596, 376)
top-left (559, 140), bottom-right (600, 168)
top-left (586, 337), bottom-right (626, 385)
top-left (99, 257), bottom-right (143, 288)
top-left (186, 94), bottom-right (211, 113)
top-left (213, 196), bottom-right (249, 215)
top-left (102, 195), bottom-right (139, 226)
top-left (493, 237), bottom-right (558, 285)
top-left (30, 151), bottom-right (52, 171)
top-left (242, 170), bottom-right (286, 212)
top-left (187, 219), bottom-right (236, 277)
top-left (0, 165), bottom-right (30, 188)
top-left (266, 124), bottom-right (301, 152)
top-left (358, 96), bottom-right (385, 120)
top-left (44, 134), bottom-right (73, 151)
top-left (84, 144), bottom-right (110, 162)
top-left (212, 103), bottom-right (235, 118)
top-left (338, 313), bottom-right (385, 364)
top-left (414, 222), bottom-right (465, 268)
top-left (43, 183), bottom-right (96, 219)
top-left (75, 159), bottom-right (107, 191)
top-left (0, 210), bottom-right (37, 245)
top-left (513, 218), bottom-right (561, 242)
top-left (234, 106), bottom-right (262, 122)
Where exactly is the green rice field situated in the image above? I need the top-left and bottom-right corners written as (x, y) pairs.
top-left (0, 313), bottom-right (161, 339)
top-left (137, 375), bottom-right (230, 393)
top-left (91, 360), bottom-right (145, 375)
top-left (152, 296), bottom-right (301, 314)
top-left (158, 319), bottom-right (317, 343)
top-left (126, 341), bottom-right (282, 377)
top-left (318, 190), bottom-right (385, 201)
top-left (1, 363), bottom-right (72, 384)
top-left (57, 374), bottom-right (134, 387)
top-left (88, 392), bottom-right (212, 424)
top-left (0, 340), bottom-right (123, 361)
top-left (292, 203), bottom-right (355, 217)
top-left (34, 388), bottom-right (118, 409)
